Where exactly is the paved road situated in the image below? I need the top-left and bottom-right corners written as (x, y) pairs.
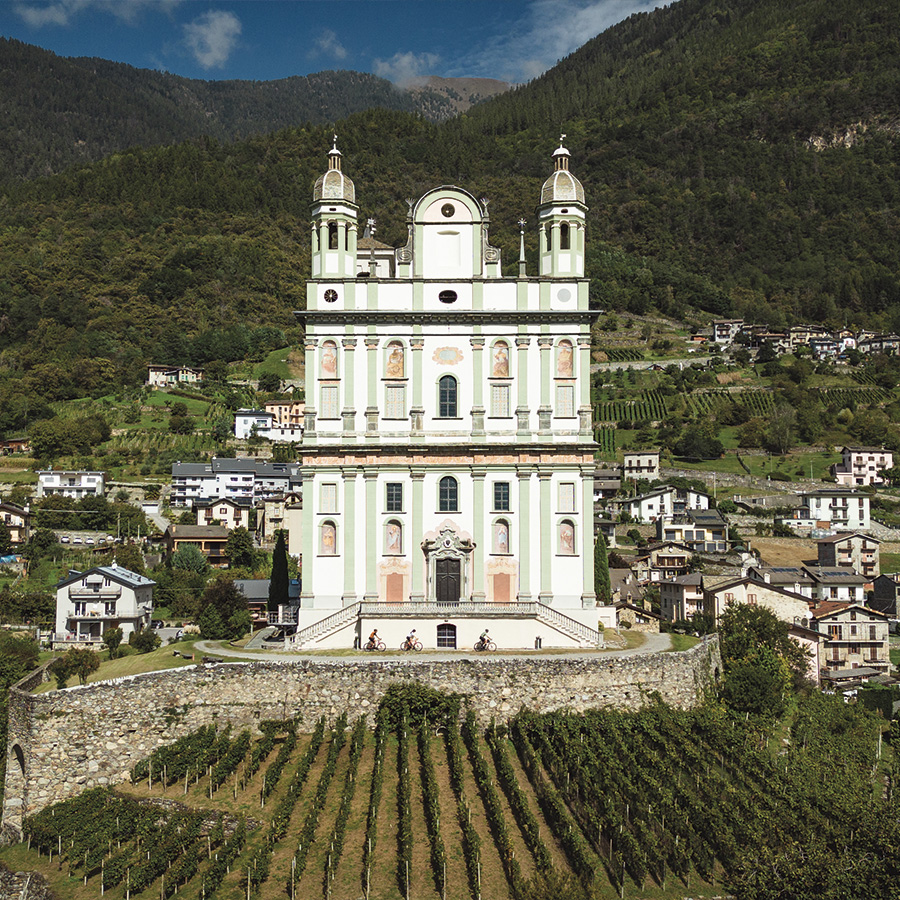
top-left (194, 631), bottom-right (672, 664)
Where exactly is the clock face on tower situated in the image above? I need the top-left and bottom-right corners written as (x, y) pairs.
top-left (441, 203), bottom-right (455, 218)
top-left (323, 289), bottom-right (338, 303)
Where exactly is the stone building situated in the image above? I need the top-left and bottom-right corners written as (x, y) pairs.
top-left (292, 140), bottom-right (607, 649)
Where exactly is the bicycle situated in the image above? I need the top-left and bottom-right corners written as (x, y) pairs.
top-left (364, 639), bottom-right (386, 652)
top-left (401, 638), bottom-right (423, 652)
top-left (474, 639), bottom-right (497, 652)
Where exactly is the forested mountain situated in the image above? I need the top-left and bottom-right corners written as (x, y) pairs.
top-left (0, 37), bottom-right (506, 182)
top-left (0, 0), bottom-right (898, 414)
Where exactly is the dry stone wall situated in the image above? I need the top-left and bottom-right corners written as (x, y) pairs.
top-left (2, 638), bottom-right (720, 842)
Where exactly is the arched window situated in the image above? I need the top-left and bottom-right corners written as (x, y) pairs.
top-left (320, 520), bottom-right (338, 555)
top-left (385, 341), bottom-right (405, 378)
top-left (385, 520), bottom-right (403, 555)
top-left (438, 375), bottom-right (458, 418)
top-left (491, 340), bottom-right (510, 378)
top-left (558, 519), bottom-right (576, 555)
top-left (328, 222), bottom-right (338, 250)
top-left (437, 624), bottom-right (457, 649)
top-left (560, 222), bottom-right (570, 250)
top-left (312, 226), bottom-right (319, 252)
top-left (320, 340), bottom-right (339, 378)
top-left (439, 476), bottom-right (459, 512)
top-left (556, 339), bottom-right (574, 377)
top-left (493, 519), bottom-right (510, 555)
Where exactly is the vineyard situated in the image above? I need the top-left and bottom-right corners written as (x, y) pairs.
top-left (598, 348), bottom-right (644, 362)
top-left (593, 391), bottom-right (670, 424)
top-left (9, 690), bottom-right (897, 900)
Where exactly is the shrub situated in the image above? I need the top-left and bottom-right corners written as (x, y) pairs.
top-left (129, 629), bottom-right (161, 654)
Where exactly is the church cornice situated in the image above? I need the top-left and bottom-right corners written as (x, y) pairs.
top-left (295, 310), bottom-right (600, 325)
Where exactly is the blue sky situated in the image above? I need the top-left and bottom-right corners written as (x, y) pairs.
top-left (0, 0), bottom-right (670, 85)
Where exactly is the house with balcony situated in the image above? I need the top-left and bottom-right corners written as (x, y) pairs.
top-left (37, 470), bottom-right (105, 499)
top-left (234, 410), bottom-right (304, 443)
top-left (804, 567), bottom-right (867, 605)
top-left (53, 564), bottom-right (155, 648)
top-left (658, 509), bottom-right (729, 553)
top-left (831, 446), bottom-right (893, 487)
top-left (265, 401), bottom-right (305, 429)
top-left (812, 604), bottom-right (890, 675)
top-left (816, 532), bottom-right (880, 580)
top-left (0, 501), bottom-right (30, 545)
top-left (712, 319), bottom-right (744, 345)
top-left (779, 488), bottom-right (870, 532)
top-left (146, 364), bottom-right (204, 388)
top-left (170, 457), bottom-right (301, 507)
top-left (616, 485), bottom-right (711, 524)
top-left (194, 497), bottom-right (253, 531)
top-left (622, 451), bottom-right (660, 481)
top-left (257, 491), bottom-right (303, 546)
top-left (633, 541), bottom-right (692, 583)
top-left (165, 524), bottom-right (230, 567)
top-left (660, 573), bottom-right (704, 622)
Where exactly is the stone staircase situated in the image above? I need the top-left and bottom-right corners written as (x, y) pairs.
top-left (289, 602), bottom-right (360, 649)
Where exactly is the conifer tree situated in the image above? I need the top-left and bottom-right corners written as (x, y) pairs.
top-left (268, 530), bottom-right (289, 613)
top-left (594, 532), bottom-right (611, 603)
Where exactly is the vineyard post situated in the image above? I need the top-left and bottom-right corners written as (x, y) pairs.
top-left (405, 861), bottom-right (409, 900)
top-left (126, 868), bottom-right (130, 900)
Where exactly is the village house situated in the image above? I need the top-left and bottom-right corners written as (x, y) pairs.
top-left (616, 485), bottom-right (710, 524)
top-left (746, 565), bottom-right (815, 598)
top-left (146, 364), bottom-right (204, 388)
top-left (193, 497), bottom-right (253, 531)
top-left (812, 604), bottom-right (890, 675)
top-left (608, 568), bottom-right (644, 605)
top-left (592, 468), bottom-right (622, 501)
top-left (780, 488), bottom-right (870, 531)
top-left (53, 563), bottom-right (155, 649)
top-left (703, 576), bottom-right (811, 625)
top-left (622, 450), bottom-right (660, 480)
top-left (816, 532), bottom-right (880, 580)
top-left (614, 602), bottom-right (660, 632)
top-left (831, 446), bottom-right (893, 487)
top-left (804, 567), bottom-right (867, 605)
top-left (658, 509), bottom-right (729, 553)
top-left (264, 401), bottom-right (305, 429)
top-left (257, 491), bottom-right (303, 548)
top-left (870, 573), bottom-right (900, 619)
top-left (0, 501), bottom-right (30, 545)
top-left (37, 470), bottom-right (105, 499)
top-left (170, 458), bottom-right (301, 507)
top-left (233, 409), bottom-right (304, 443)
top-left (632, 541), bottom-right (692, 583)
top-left (712, 319), bottom-right (743, 344)
top-left (660, 573), bottom-right (704, 622)
top-left (164, 524), bottom-right (230, 567)
top-left (593, 516), bottom-right (617, 549)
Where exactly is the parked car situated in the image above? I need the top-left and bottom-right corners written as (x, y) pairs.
top-left (73, 537), bottom-right (83, 544)
top-left (151, 620), bottom-right (164, 629)
top-left (60, 535), bottom-right (70, 544)
top-left (86, 537), bottom-right (95, 545)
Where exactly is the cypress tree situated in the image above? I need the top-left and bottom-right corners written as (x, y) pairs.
top-left (594, 532), bottom-right (611, 603)
top-left (268, 530), bottom-right (289, 613)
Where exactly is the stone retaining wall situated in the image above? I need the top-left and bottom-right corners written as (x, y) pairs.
top-left (2, 638), bottom-right (720, 842)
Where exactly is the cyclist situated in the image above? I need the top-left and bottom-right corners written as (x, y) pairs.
top-left (403, 628), bottom-right (417, 651)
top-left (477, 628), bottom-right (490, 651)
top-left (366, 629), bottom-right (379, 651)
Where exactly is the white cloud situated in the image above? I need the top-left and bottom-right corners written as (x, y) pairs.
top-left (14, 0), bottom-right (179, 29)
top-left (182, 9), bottom-right (241, 70)
top-left (314, 28), bottom-right (347, 62)
top-left (373, 50), bottom-right (440, 88)
top-left (454, 0), bottom-right (671, 83)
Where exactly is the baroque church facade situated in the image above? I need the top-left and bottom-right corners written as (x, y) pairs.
top-left (291, 141), bottom-right (612, 650)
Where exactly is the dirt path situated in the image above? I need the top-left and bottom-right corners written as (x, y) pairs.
top-left (406, 735), bottom-right (441, 900)
top-left (431, 733), bottom-right (471, 900)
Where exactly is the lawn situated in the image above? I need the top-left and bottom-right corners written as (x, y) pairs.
top-left (34, 638), bottom-right (202, 692)
top-left (881, 552), bottom-right (900, 574)
top-left (253, 346), bottom-right (303, 381)
top-left (673, 448), bottom-right (840, 481)
top-left (666, 633), bottom-right (700, 652)
top-left (143, 390), bottom-right (210, 415)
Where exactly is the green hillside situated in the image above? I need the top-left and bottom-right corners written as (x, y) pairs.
top-left (0, 0), bottom-right (898, 417)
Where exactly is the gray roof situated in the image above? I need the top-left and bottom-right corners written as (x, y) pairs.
top-left (57, 564), bottom-right (156, 590)
top-left (804, 567), bottom-right (867, 584)
top-left (166, 524), bottom-right (230, 539)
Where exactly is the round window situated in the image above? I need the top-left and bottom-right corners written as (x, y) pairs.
top-left (441, 203), bottom-right (455, 218)
top-left (557, 288), bottom-right (572, 302)
top-left (323, 289), bottom-right (338, 303)
top-left (438, 290), bottom-right (457, 304)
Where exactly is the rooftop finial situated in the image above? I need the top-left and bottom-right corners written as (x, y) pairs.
top-left (559, 132), bottom-right (566, 147)
top-left (332, 133), bottom-right (338, 151)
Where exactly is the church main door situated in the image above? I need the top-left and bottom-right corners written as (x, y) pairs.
top-left (436, 558), bottom-right (461, 604)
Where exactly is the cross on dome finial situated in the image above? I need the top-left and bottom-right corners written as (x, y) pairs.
top-left (332, 133), bottom-right (338, 150)
top-left (559, 133), bottom-right (566, 146)
top-left (518, 218), bottom-right (527, 231)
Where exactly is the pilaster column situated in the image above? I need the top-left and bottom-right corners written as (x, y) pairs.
top-left (538, 469), bottom-right (553, 603)
top-left (364, 470), bottom-right (378, 601)
top-left (300, 478), bottom-right (315, 607)
top-left (341, 337), bottom-right (357, 438)
top-left (303, 337), bottom-right (318, 438)
top-left (337, 222), bottom-right (347, 273)
top-left (470, 335), bottom-right (485, 439)
top-left (577, 335), bottom-right (593, 436)
top-left (342, 469), bottom-right (358, 605)
top-left (365, 336), bottom-right (379, 437)
top-left (580, 465), bottom-right (597, 607)
top-left (471, 468), bottom-right (486, 600)
top-left (538, 336), bottom-right (554, 433)
top-left (516, 468), bottom-right (532, 601)
top-left (410, 335), bottom-right (425, 440)
top-left (515, 335), bottom-right (530, 438)
top-left (411, 471), bottom-right (426, 601)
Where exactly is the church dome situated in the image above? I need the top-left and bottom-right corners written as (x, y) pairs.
top-left (540, 142), bottom-right (584, 205)
top-left (313, 141), bottom-right (356, 204)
